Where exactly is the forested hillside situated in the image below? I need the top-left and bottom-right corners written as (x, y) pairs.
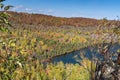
top-left (7, 11), bottom-right (114, 27)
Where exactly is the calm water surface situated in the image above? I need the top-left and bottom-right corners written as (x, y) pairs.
top-left (51, 43), bottom-right (120, 64)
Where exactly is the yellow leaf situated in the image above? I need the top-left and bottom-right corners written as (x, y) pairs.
top-left (10, 42), bottom-right (16, 47)
top-left (39, 41), bottom-right (44, 45)
top-left (42, 45), bottom-right (47, 50)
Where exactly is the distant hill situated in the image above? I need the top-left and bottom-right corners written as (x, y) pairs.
top-left (8, 11), bottom-right (115, 27)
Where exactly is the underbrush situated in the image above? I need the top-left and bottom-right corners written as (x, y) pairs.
top-left (0, 53), bottom-right (92, 80)
top-left (0, 25), bottom-right (119, 80)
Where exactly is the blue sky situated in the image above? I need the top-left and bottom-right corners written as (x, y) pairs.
top-left (3, 0), bottom-right (120, 19)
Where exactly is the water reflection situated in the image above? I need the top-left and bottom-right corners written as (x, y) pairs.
top-left (51, 43), bottom-right (120, 64)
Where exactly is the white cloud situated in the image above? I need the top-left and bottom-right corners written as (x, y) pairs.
top-left (10, 5), bottom-right (55, 15)
top-left (38, 9), bottom-right (54, 15)
top-left (25, 8), bottom-right (32, 11)
top-left (47, 9), bottom-right (54, 13)
top-left (11, 5), bottom-right (24, 11)
top-left (10, 5), bottom-right (33, 13)
top-left (38, 10), bottom-right (44, 12)
top-left (38, 10), bottom-right (45, 14)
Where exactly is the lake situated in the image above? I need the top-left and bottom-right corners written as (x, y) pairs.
top-left (51, 43), bottom-right (120, 64)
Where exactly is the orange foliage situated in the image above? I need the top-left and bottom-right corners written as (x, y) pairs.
top-left (8, 11), bottom-right (101, 27)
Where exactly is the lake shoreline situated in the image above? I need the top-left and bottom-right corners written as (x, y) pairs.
top-left (41, 42), bottom-right (120, 63)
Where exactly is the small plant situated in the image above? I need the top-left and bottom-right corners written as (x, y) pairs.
top-left (0, 0), bottom-right (13, 33)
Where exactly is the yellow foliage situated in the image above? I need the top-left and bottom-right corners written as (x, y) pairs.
top-left (10, 42), bottom-right (16, 47)
top-left (11, 52), bottom-right (18, 57)
top-left (13, 68), bottom-right (24, 79)
top-left (39, 41), bottom-right (44, 45)
top-left (79, 36), bottom-right (87, 43)
top-left (20, 49), bottom-right (28, 56)
top-left (8, 39), bottom-right (16, 47)
top-left (80, 58), bottom-right (96, 72)
top-left (31, 38), bottom-right (37, 43)
top-left (42, 45), bottom-right (48, 50)
top-left (46, 62), bottom-right (90, 80)
top-left (117, 49), bottom-right (120, 52)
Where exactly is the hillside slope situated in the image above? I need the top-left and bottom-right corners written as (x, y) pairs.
top-left (8, 11), bottom-right (102, 27)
